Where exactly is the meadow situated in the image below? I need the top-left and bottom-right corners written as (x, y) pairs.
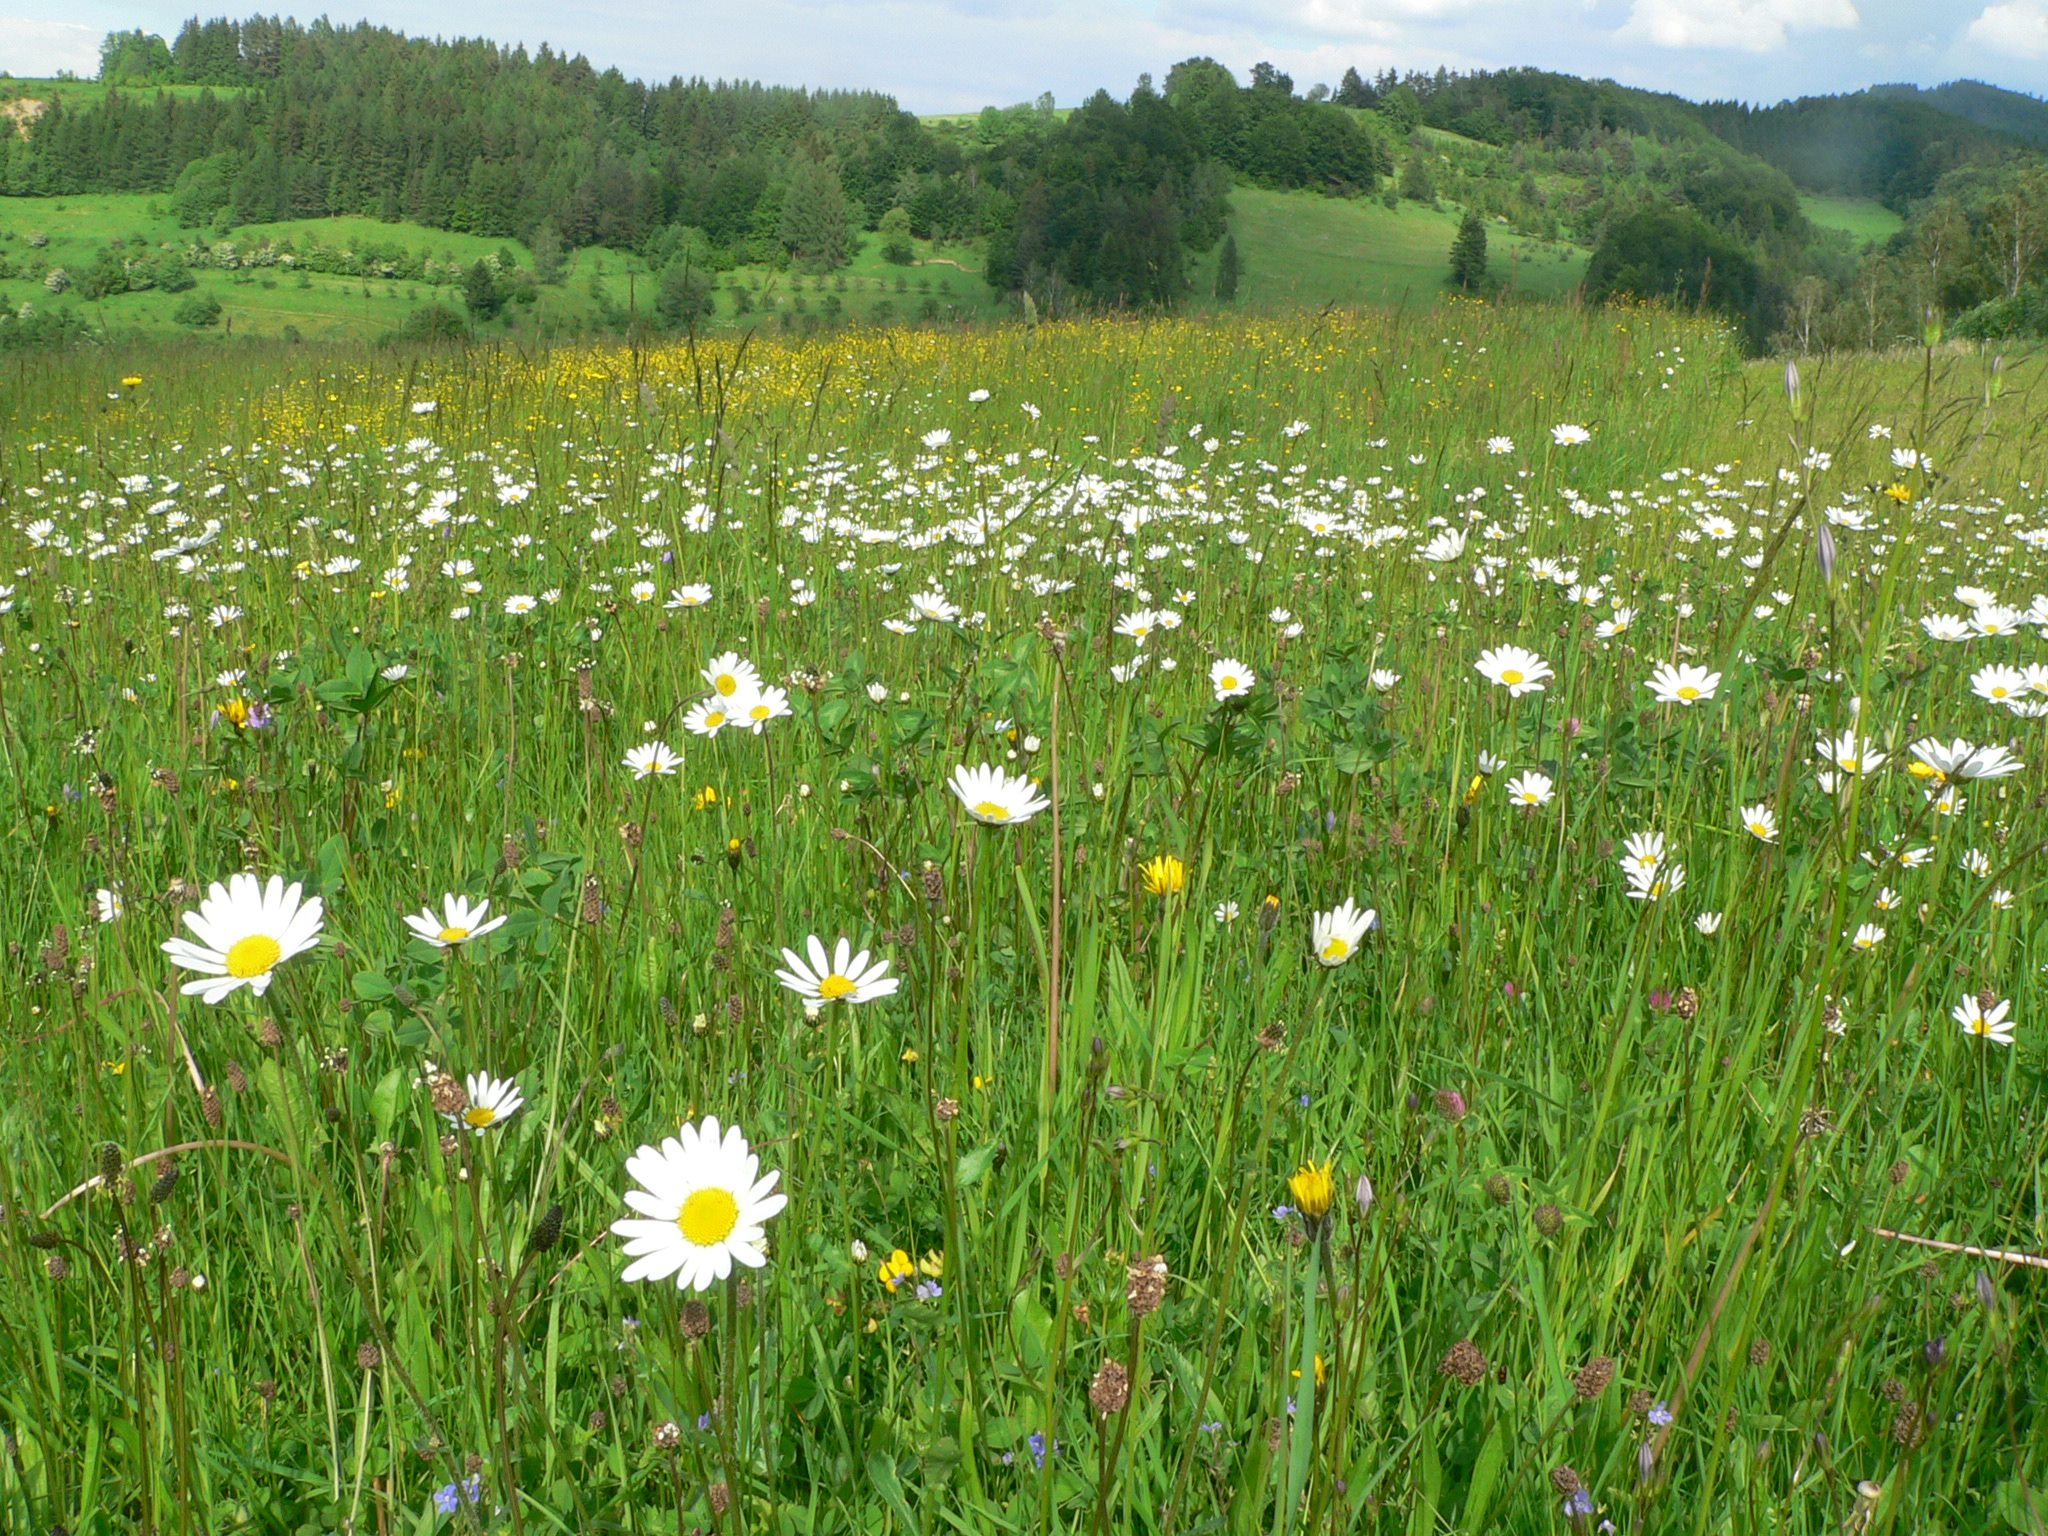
top-left (0, 301), bottom-right (2044, 1536)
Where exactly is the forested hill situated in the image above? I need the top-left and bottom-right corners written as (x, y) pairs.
top-left (5, 19), bottom-right (2048, 355)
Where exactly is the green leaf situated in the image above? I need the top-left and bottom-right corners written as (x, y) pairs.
top-left (369, 1068), bottom-right (404, 1141)
top-left (351, 969), bottom-right (393, 1002)
top-left (1461, 1422), bottom-right (1505, 1533)
top-left (955, 1144), bottom-right (998, 1188)
top-left (864, 1452), bottom-right (919, 1533)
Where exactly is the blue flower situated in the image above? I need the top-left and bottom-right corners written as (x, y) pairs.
top-left (1647, 1400), bottom-right (1674, 1427)
top-left (1562, 1488), bottom-right (1594, 1518)
top-left (433, 1476), bottom-right (482, 1515)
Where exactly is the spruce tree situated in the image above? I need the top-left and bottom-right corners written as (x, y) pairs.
top-left (1449, 209), bottom-right (1489, 291)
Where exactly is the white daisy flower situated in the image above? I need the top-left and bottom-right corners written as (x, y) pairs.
top-left (405, 894), bottom-right (509, 950)
top-left (161, 873), bottom-right (324, 1004)
top-left (948, 763), bottom-right (1050, 825)
top-left (1209, 658), bottom-right (1255, 701)
top-left (611, 1116), bottom-right (787, 1291)
top-left (624, 740), bottom-right (684, 779)
top-left (449, 1071), bottom-right (524, 1134)
top-left (1310, 898), bottom-right (1377, 967)
top-left (775, 936), bottom-right (900, 1006)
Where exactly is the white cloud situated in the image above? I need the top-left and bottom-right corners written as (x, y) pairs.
top-left (0, 15), bottom-right (101, 76)
top-left (1620, 0), bottom-right (1860, 52)
top-left (1965, 1), bottom-right (2048, 57)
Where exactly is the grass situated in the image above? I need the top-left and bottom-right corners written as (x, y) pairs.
top-left (1800, 195), bottom-right (1905, 249)
top-left (1201, 186), bottom-right (1588, 310)
top-left (0, 302), bottom-right (2045, 1536)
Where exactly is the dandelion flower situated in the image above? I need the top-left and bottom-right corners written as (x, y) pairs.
top-left (1288, 1161), bottom-right (1336, 1231)
top-left (1140, 854), bottom-right (1186, 897)
top-left (405, 894), bottom-right (509, 950)
top-left (948, 763), bottom-right (1050, 825)
top-left (161, 874), bottom-right (324, 1003)
top-left (611, 1116), bottom-right (787, 1290)
top-left (775, 936), bottom-right (900, 1006)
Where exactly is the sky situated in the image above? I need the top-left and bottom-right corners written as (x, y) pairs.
top-left (2, 0), bottom-right (2044, 112)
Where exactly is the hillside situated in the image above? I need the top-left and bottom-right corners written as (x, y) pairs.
top-left (6, 19), bottom-right (2048, 354)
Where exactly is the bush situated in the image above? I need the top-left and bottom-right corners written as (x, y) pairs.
top-left (173, 293), bottom-right (223, 328)
top-left (388, 303), bottom-right (470, 344)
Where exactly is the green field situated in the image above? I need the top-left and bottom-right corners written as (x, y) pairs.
top-left (1800, 194), bottom-right (1905, 248)
top-left (0, 191), bottom-right (1002, 340)
top-left (0, 305), bottom-right (2043, 1534)
top-left (1206, 185), bottom-right (1588, 309)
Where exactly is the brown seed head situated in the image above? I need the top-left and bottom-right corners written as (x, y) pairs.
top-left (1439, 1339), bottom-right (1488, 1387)
top-left (357, 1340), bottom-right (382, 1371)
top-left (1575, 1356), bottom-right (1615, 1400)
top-left (1126, 1254), bottom-right (1167, 1318)
top-left (1090, 1359), bottom-right (1131, 1416)
top-left (681, 1300), bottom-right (712, 1341)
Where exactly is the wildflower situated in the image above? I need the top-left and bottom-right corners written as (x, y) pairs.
top-left (612, 1116), bottom-right (787, 1291)
top-left (1625, 863), bottom-right (1685, 902)
top-left (624, 741), bottom-right (684, 779)
top-left (503, 594), bottom-right (539, 615)
top-left (702, 652), bottom-right (762, 700)
top-left (878, 1248), bottom-right (917, 1291)
top-left (683, 698), bottom-right (737, 737)
top-left (1311, 898), bottom-right (1377, 966)
top-left (775, 936), bottom-right (900, 1006)
top-left (95, 888), bottom-right (124, 924)
top-left (948, 763), bottom-right (1050, 825)
top-left (1646, 663), bottom-right (1720, 705)
top-left (404, 894), bottom-right (508, 949)
top-left (433, 1478), bottom-right (483, 1515)
top-left (1214, 900), bottom-right (1240, 923)
top-left (1851, 923), bottom-right (1885, 953)
top-left (1817, 729), bottom-right (1886, 776)
top-left (1619, 831), bottom-right (1666, 880)
top-left (448, 1072), bottom-right (524, 1134)
top-left (1288, 1160), bottom-right (1335, 1233)
top-left (1505, 771), bottom-right (1554, 807)
top-left (1953, 993), bottom-right (2014, 1045)
top-left (1740, 804), bottom-right (1778, 843)
top-left (1209, 658), bottom-right (1255, 701)
top-left (161, 874), bottom-right (324, 1003)
top-left (1694, 911), bottom-right (1722, 935)
top-left (738, 686), bottom-right (792, 733)
top-left (1551, 423), bottom-right (1592, 447)
top-left (1475, 645), bottom-right (1553, 698)
top-left (1140, 855), bottom-right (1186, 897)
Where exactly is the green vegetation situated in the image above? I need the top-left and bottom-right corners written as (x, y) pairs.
top-left (1, 301), bottom-right (2045, 1536)
top-left (1202, 187), bottom-right (1585, 310)
top-left (1798, 194), bottom-right (1905, 248)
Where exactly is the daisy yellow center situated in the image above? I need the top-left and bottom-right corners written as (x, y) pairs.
top-left (464, 1105), bottom-right (497, 1127)
top-left (225, 934), bottom-right (282, 978)
top-left (1500, 669), bottom-right (1524, 686)
top-left (1750, 822), bottom-right (1768, 837)
top-left (1322, 937), bottom-right (1350, 961)
top-left (818, 973), bottom-right (857, 1001)
top-left (678, 1186), bottom-right (740, 1246)
top-left (705, 710), bottom-right (726, 728)
top-left (715, 675), bottom-right (738, 696)
top-left (974, 801), bottom-right (1012, 821)
top-left (1677, 686), bottom-right (1701, 700)
top-left (750, 703), bottom-right (771, 720)
top-left (439, 926), bottom-right (471, 943)
top-left (1220, 675), bottom-right (1239, 690)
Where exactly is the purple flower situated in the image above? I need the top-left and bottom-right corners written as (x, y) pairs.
top-left (915, 1279), bottom-right (943, 1302)
top-left (1647, 1400), bottom-right (1674, 1427)
top-left (1028, 1430), bottom-right (1048, 1469)
top-left (1563, 1488), bottom-right (1594, 1518)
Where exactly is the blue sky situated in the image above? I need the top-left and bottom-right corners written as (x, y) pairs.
top-left (1, 0), bottom-right (2042, 111)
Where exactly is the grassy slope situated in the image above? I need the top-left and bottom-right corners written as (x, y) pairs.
top-left (1202, 185), bottom-right (1588, 310)
top-left (0, 192), bottom-right (1002, 339)
top-left (1799, 193), bottom-right (1905, 248)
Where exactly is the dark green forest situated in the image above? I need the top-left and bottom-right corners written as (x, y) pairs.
top-left (6, 18), bottom-right (2048, 352)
